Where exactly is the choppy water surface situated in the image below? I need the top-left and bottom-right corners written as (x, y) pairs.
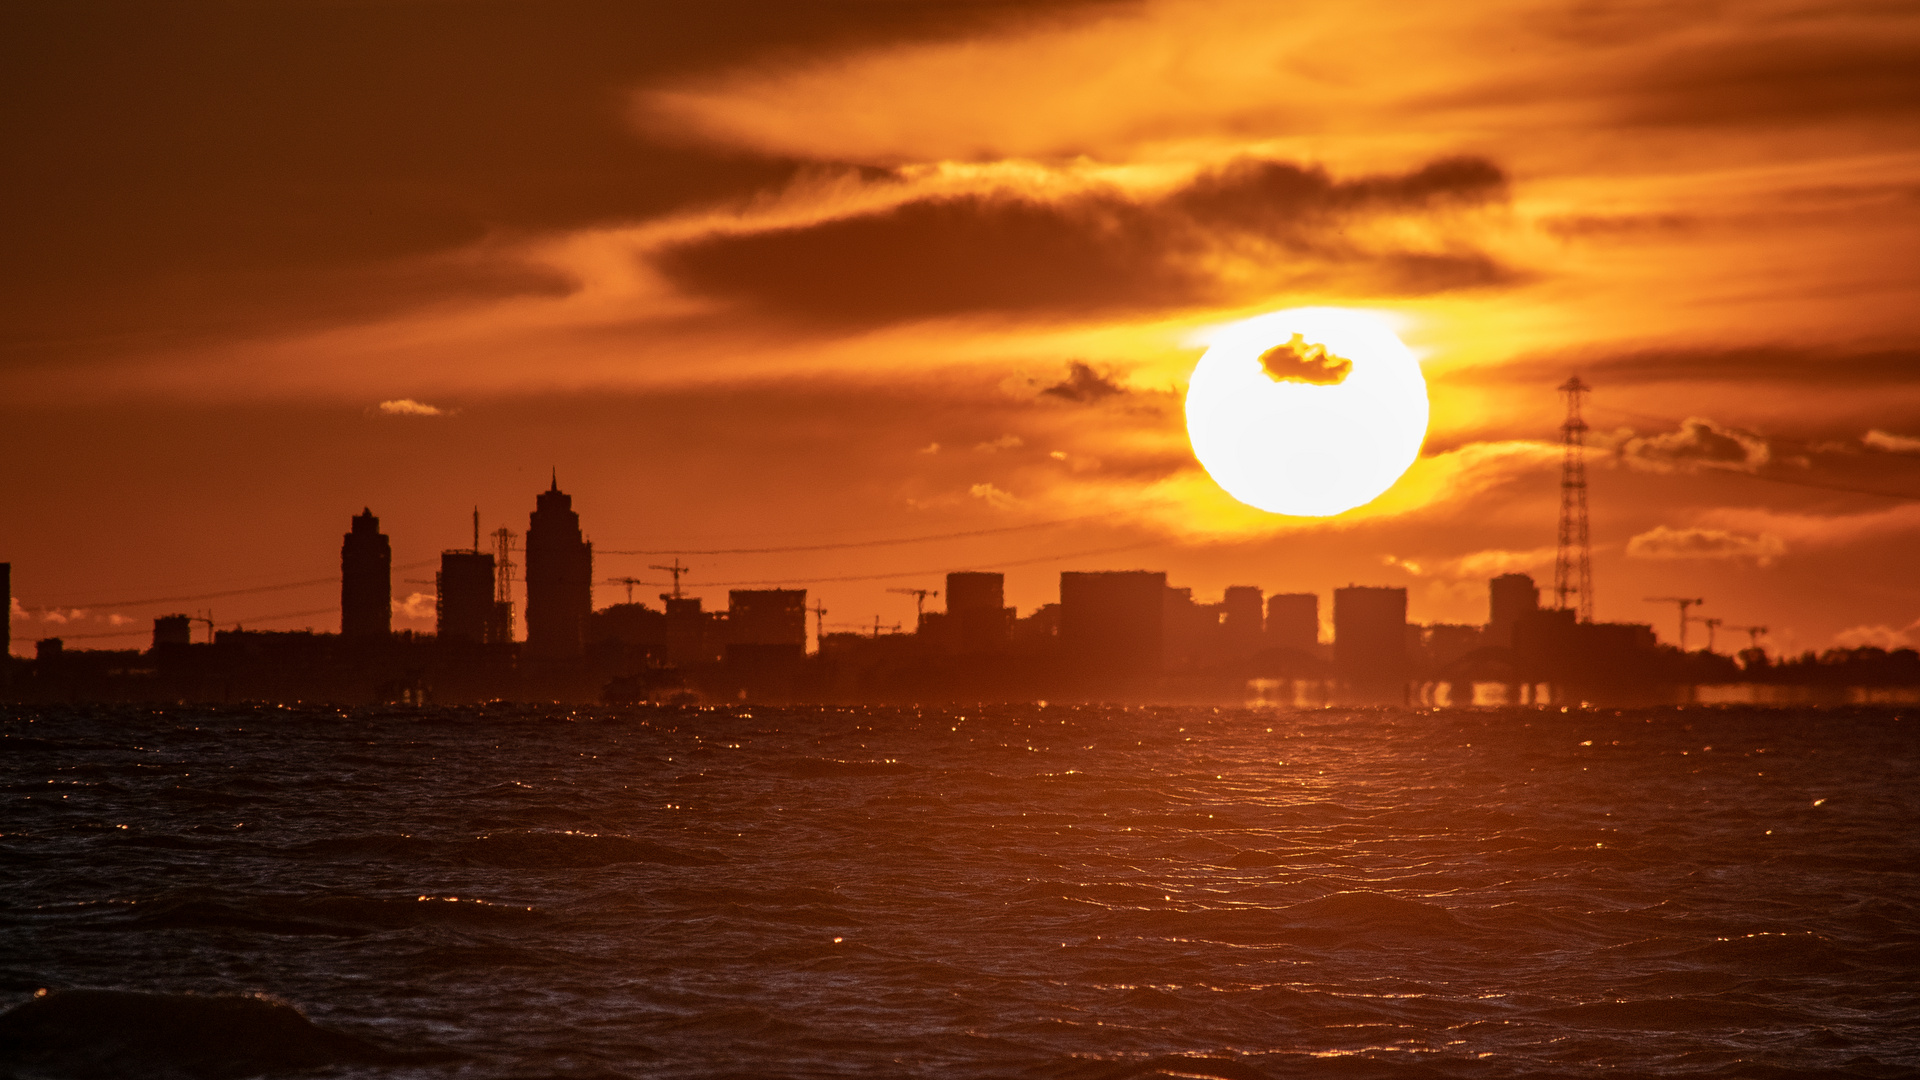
top-left (2, 704), bottom-right (1916, 1079)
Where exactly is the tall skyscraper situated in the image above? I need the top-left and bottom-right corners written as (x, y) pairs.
top-left (340, 510), bottom-right (391, 640)
top-left (525, 476), bottom-right (593, 657)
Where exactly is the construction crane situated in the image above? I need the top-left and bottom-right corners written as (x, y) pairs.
top-left (1645, 596), bottom-right (1705, 651)
top-left (1702, 617), bottom-right (1724, 653)
top-left (190, 610), bottom-right (215, 645)
top-left (650, 558), bottom-right (690, 602)
top-left (606, 577), bottom-right (647, 604)
top-left (870, 616), bottom-right (901, 639)
top-left (887, 587), bottom-right (938, 626)
top-left (808, 600), bottom-right (828, 650)
top-left (1728, 624), bottom-right (1769, 652)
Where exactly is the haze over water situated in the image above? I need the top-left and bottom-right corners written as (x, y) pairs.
top-left (3, 704), bottom-right (1916, 1078)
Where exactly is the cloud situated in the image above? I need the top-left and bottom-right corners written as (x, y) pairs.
top-left (650, 155), bottom-right (1514, 325)
top-left (1864, 429), bottom-right (1920, 454)
top-left (969, 482), bottom-right (1019, 508)
top-left (392, 592), bottom-right (435, 620)
top-left (1383, 546), bottom-right (1557, 580)
top-left (1446, 547), bottom-right (1558, 580)
top-left (1697, 502), bottom-right (1920, 549)
top-left (1041, 362), bottom-right (1127, 402)
top-left (1618, 417), bottom-right (1770, 473)
top-left (377, 399), bottom-right (447, 417)
top-left (1475, 346), bottom-right (1920, 391)
top-left (973, 435), bottom-right (1024, 453)
top-left (1832, 621), bottom-right (1919, 651)
top-left (1626, 525), bottom-right (1786, 564)
top-left (1258, 334), bottom-right (1353, 385)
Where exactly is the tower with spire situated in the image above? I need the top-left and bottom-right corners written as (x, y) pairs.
top-left (340, 508), bottom-right (391, 640)
top-left (524, 472), bottom-right (593, 657)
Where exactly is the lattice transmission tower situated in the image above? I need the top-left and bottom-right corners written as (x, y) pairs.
top-left (1553, 376), bottom-right (1594, 622)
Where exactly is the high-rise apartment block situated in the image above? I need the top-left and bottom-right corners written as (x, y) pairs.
top-left (1266, 592), bottom-right (1318, 653)
top-left (437, 550), bottom-right (496, 644)
top-left (1334, 585), bottom-right (1408, 703)
top-left (1060, 570), bottom-right (1166, 687)
top-left (1488, 573), bottom-right (1540, 649)
top-left (1221, 585), bottom-right (1265, 659)
top-left (340, 509), bottom-right (391, 640)
top-left (945, 571), bottom-right (1010, 654)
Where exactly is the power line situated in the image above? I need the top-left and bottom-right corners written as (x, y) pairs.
top-left (24, 606), bottom-right (340, 641)
top-left (31, 559), bottom-right (438, 611)
top-left (651, 541), bottom-right (1162, 587)
top-left (598, 516), bottom-right (1096, 556)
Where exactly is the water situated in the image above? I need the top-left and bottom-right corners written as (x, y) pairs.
top-left (2, 703), bottom-right (1916, 1079)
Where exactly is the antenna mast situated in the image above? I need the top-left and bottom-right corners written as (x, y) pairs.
top-left (1554, 376), bottom-right (1594, 622)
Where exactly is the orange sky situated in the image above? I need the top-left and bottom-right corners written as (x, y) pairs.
top-left (5, 0), bottom-right (1919, 657)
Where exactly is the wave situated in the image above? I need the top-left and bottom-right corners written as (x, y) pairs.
top-left (290, 830), bottom-right (721, 869)
top-left (0, 988), bottom-right (459, 1077)
top-left (71, 892), bottom-right (545, 937)
top-left (457, 830), bottom-right (722, 869)
top-left (1281, 891), bottom-right (1471, 934)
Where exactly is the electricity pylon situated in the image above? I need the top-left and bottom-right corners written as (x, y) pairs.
top-left (1554, 376), bottom-right (1594, 622)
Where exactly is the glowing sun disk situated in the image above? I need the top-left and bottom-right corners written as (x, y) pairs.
top-left (1185, 308), bottom-right (1429, 517)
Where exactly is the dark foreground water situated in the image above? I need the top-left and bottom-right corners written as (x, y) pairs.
top-left (2, 704), bottom-right (1917, 1080)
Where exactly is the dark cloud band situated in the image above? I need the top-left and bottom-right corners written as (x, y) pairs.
top-left (653, 155), bottom-right (1515, 324)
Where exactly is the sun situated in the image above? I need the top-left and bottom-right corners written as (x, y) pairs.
top-left (1185, 308), bottom-right (1429, 517)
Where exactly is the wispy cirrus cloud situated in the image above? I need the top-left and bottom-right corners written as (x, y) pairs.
top-left (1626, 525), bottom-right (1786, 564)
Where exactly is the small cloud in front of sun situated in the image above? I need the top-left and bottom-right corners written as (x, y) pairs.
top-left (376, 399), bottom-right (450, 417)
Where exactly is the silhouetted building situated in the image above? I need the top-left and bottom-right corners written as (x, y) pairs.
top-left (1267, 593), bottom-right (1318, 653)
top-left (37, 638), bottom-right (63, 661)
top-left (1488, 573), bottom-right (1540, 649)
top-left (152, 614), bottom-right (192, 649)
top-left (728, 590), bottom-right (806, 653)
top-left (1221, 586), bottom-right (1264, 660)
top-left (945, 571), bottom-right (1010, 654)
top-left (1061, 571), bottom-right (1166, 692)
top-left (662, 596), bottom-right (721, 666)
top-left (2, 562), bottom-right (9, 689)
top-left (1515, 608), bottom-right (1662, 702)
top-left (524, 477), bottom-right (593, 658)
top-left (340, 509), bottom-right (391, 640)
top-left (1334, 585), bottom-right (1408, 704)
top-left (1163, 586), bottom-right (1222, 671)
top-left (437, 550), bottom-right (496, 644)
top-left (727, 589), bottom-right (807, 696)
top-left (591, 603), bottom-right (665, 648)
top-left (1422, 623), bottom-right (1484, 670)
